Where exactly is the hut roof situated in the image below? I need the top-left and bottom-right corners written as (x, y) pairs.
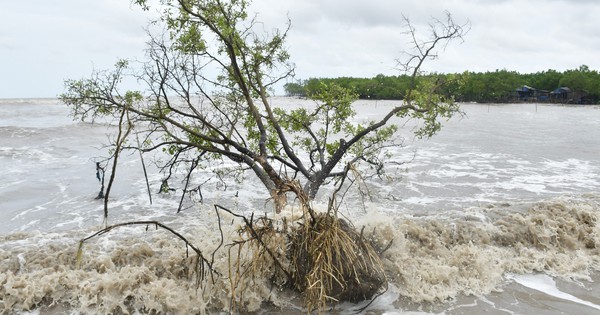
top-left (516, 85), bottom-right (536, 92)
top-left (551, 87), bottom-right (571, 94)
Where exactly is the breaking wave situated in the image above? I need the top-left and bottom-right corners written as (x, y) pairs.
top-left (1, 194), bottom-right (599, 314)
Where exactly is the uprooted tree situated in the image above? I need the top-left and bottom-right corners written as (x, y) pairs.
top-left (61, 0), bottom-right (467, 312)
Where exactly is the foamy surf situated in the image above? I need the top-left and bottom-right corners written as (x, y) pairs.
top-left (2, 195), bottom-right (600, 314)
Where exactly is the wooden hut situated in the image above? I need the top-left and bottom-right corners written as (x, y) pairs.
top-left (515, 85), bottom-right (536, 101)
top-left (550, 87), bottom-right (571, 102)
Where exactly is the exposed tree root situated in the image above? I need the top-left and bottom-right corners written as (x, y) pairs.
top-left (224, 202), bottom-right (387, 313)
top-left (289, 213), bottom-right (387, 311)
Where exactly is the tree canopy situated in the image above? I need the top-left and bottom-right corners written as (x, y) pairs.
top-left (62, 1), bottom-right (467, 212)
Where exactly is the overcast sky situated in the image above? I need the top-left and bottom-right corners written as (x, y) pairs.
top-left (2, 0), bottom-right (599, 98)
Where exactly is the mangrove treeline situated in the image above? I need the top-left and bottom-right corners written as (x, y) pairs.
top-left (284, 65), bottom-right (600, 104)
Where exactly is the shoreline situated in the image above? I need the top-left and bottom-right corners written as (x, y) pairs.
top-left (1, 95), bottom-right (598, 107)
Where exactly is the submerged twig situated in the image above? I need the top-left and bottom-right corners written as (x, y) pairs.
top-left (177, 154), bottom-right (203, 213)
top-left (135, 132), bottom-right (152, 205)
top-left (95, 162), bottom-right (105, 199)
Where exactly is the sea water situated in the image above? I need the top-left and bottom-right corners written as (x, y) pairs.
top-left (1, 98), bottom-right (599, 314)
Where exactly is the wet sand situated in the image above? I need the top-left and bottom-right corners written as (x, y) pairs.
top-left (431, 274), bottom-right (600, 315)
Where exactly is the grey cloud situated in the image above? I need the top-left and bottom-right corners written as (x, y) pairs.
top-left (2, 0), bottom-right (600, 98)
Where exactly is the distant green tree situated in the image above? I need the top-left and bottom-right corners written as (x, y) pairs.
top-left (531, 69), bottom-right (562, 91)
top-left (560, 66), bottom-right (593, 88)
top-left (283, 81), bottom-right (306, 96)
top-left (559, 65), bottom-right (600, 103)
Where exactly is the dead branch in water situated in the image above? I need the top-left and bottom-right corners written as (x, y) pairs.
top-left (76, 220), bottom-right (218, 288)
